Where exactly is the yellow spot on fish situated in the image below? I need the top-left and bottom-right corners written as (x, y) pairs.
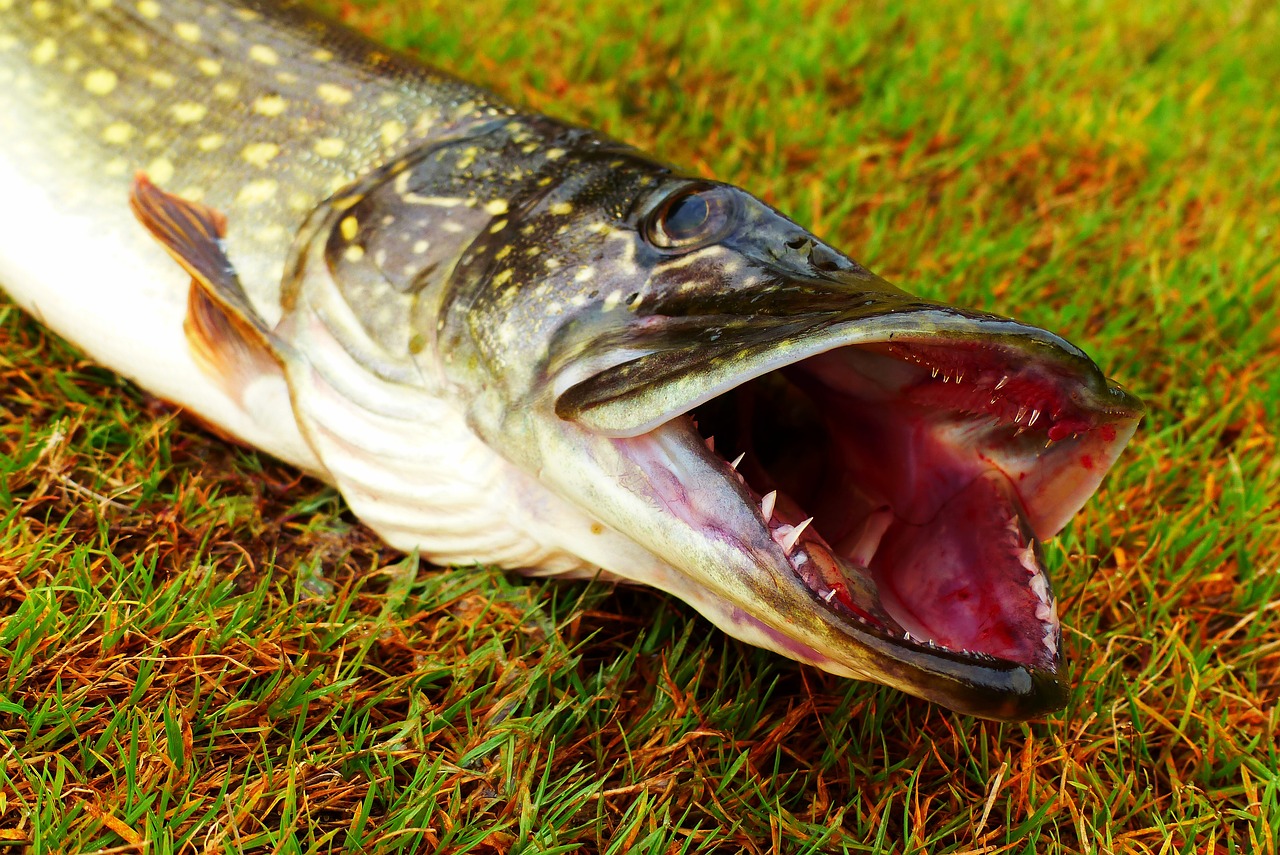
top-left (214, 81), bottom-right (239, 99)
top-left (172, 102), bottom-right (207, 123)
top-left (316, 83), bottom-right (353, 105)
top-left (101, 121), bottom-right (134, 145)
top-left (72, 107), bottom-right (94, 127)
top-left (602, 290), bottom-right (623, 311)
top-left (237, 179), bottom-right (278, 206)
top-left (84, 68), bottom-right (118, 96)
top-left (575, 267), bottom-right (595, 283)
top-left (147, 158), bottom-right (174, 185)
top-left (105, 157), bottom-right (128, 177)
top-left (493, 269), bottom-right (513, 287)
top-left (178, 186), bottom-right (205, 202)
top-left (549, 202), bottom-right (573, 216)
top-left (314, 138), bottom-right (345, 158)
top-left (312, 49), bottom-right (334, 62)
top-left (377, 92), bottom-right (400, 108)
top-left (380, 120), bottom-right (405, 147)
top-left (249, 44), bottom-right (279, 65)
top-left (485, 199), bottom-right (509, 216)
top-left (253, 94), bottom-right (286, 116)
top-left (340, 216), bottom-right (359, 241)
top-left (196, 58), bottom-right (221, 76)
top-left (413, 240), bottom-right (429, 254)
top-left (495, 246), bottom-right (512, 261)
top-left (241, 142), bottom-right (280, 168)
top-left (0, 0), bottom-right (12, 11)
top-left (31, 1), bottom-right (53, 19)
top-left (490, 219), bottom-right (508, 233)
top-left (197, 133), bottom-right (226, 151)
top-left (275, 71), bottom-right (299, 85)
top-left (150, 69), bottom-right (177, 88)
top-left (136, 0), bottom-right (160, 18)
top-left (546, 148), bottom-right (566, 160)
top-left (344, 245), bottom-right (365, 262)
top-left (174, 22), bottom-right (201, 43)
top-left (31, 39), bottom-right (57, 66)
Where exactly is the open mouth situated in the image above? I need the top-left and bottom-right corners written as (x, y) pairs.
top-left (675, 335), bottom-right (1141, 673)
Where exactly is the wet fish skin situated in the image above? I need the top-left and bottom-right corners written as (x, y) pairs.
top-left (0, 1), bottom-right (1142, 720)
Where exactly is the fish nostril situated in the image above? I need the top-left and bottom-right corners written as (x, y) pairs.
top-left (809, 244), bottom-right (845, 272)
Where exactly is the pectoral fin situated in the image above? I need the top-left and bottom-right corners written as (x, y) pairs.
top-left (129, 174), bottom-right (282, 399)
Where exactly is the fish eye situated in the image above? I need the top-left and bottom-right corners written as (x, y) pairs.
top-left (646, 184), bottom-right (736, 251)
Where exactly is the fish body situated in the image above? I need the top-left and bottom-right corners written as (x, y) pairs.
top-left (0, 0), bottom-right (1142, 719)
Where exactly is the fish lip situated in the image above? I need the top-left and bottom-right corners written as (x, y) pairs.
top-left (559, 297), bottom-right (1139, 718)
top-left (833, 617), bottom-right (1068, 719)
top-left (554, 299), bottom-right (1143, 437)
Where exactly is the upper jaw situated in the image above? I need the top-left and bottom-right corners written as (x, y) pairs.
top-left (551, 298), bottom-right (1142, 719)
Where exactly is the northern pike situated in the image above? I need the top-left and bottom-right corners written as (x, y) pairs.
top-left (0, 0), bottom-right (1142, 720)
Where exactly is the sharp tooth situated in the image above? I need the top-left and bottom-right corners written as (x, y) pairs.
top-left (1035, 602), bottom-right (1056, 623)
top-left (780, 517), bottom-right (812, 553)
top-left (761, 490), bottom-right (776, 522)
top-left (1015, 405), bottom-right (1027, 423)
top-left (705, 435), bottom-right (716, 452)
top-left (849, 508), bottom-right (893, 567)
top-left (995, 375), bottom-right (1009, 390)
top-left (931, 367), bottom-right (939, 378)
top-left (1030, 573), bottom-right (1051, 605)
top-left (821, 588), bottom-right (836, 603)
top-left (956, 371), bottom-right (964, 383)
top-left (1028, 409), bottom-right (1041, 427)
top-left (1017, 543), bottom-right (1038, 576)
top-left (730, 452), bottom-right (745, 470)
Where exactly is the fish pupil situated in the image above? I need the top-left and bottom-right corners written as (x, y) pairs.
top-left (664, 192), bottom-right (710, 238)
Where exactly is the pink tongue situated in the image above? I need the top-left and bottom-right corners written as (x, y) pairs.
top-left (872, 472), bottom-right (1053, 666)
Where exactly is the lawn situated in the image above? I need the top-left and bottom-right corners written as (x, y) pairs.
top-left (1, 0), bottom-right (1278, 851)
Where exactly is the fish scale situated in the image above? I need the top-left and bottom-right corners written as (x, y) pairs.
top-left (0, 0), bottom-right (1143, 719)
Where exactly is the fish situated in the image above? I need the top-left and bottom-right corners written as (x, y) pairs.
top-left (0, 0), bottom-right (1142, 720)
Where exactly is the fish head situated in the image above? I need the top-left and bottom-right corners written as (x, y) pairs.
top-left (441, 160), bottom-right (1143, 720)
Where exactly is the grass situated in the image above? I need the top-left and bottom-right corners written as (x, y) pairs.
top-left (2, 0), bottom-right (1279, 851)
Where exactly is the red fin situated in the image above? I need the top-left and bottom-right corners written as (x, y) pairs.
top-left (130, 174), bottom-right (280, 397)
